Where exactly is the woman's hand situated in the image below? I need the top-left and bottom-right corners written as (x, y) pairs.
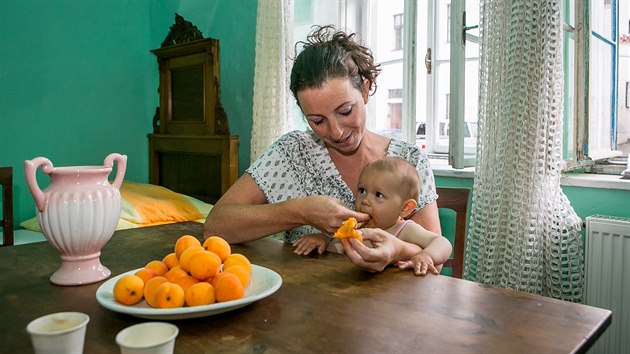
top-left (204, 174), bottom-right (369, 243)
top-left (341, 228), bottom-right (422, 272)
top-left (300, 195), bottom-right (370, 234)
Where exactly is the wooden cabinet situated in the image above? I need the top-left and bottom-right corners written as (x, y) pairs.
top-left (148, 134), bottom-right (238, 204)
top-left (148, 18), bottom-right (238, 204)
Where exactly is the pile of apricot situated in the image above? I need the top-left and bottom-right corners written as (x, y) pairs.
top-left (113, 235), bottom-right (251, 308)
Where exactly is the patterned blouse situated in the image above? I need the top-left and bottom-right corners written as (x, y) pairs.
top-left (247, 130), bottom-right (437, 243)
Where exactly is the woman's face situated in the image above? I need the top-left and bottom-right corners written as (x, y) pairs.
top-left (355, 168), bottom-right (405, 229)
top-left (297, 77), bottom-right (370, 154)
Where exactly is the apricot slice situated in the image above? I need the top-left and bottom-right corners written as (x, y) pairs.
top-left (333, 217), bottom-right (363, 241)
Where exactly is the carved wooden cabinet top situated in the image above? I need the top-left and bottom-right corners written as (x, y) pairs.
top-left (151, 14), bottom-right (229, 136)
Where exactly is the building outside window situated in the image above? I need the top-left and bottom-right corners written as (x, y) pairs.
top-left (394, 14), bottom-right (403, 51)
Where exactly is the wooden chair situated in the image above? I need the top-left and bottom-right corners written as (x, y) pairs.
top-left (0, 167), bottom-right (14, 247)
top-left (436, 187), bottom-right (471, 279)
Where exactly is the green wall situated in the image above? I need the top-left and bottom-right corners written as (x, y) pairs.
top-left (435, 176), bottom-right (630, 235)
top-left (0, 0), bottom-right (256, 225)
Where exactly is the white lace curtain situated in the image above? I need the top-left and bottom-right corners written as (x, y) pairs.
top-left (250, 0), bottom-right (294, 162)
top-left (464, 0), bottom-right (584, 302)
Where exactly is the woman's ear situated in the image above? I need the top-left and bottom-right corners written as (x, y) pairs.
top-left (400, 199), bottom-right (418, 218)
top-left (362, 79), bottom-right (370, 103)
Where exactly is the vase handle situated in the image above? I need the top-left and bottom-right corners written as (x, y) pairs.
top-left (104, 153), bottom-right (127, 190)
top-left (24, 157), bottom-right (54, 212)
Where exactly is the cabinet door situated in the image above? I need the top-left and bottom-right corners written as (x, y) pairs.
top-left (153, 38), bottom-right (221, 135)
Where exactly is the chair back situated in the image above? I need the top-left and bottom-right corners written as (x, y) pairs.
top-left (436, 187), bottom-right (470, 279)
top-left (1, 167), bottom-right (14, 247)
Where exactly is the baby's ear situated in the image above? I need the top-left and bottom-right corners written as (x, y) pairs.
top-left (400, 199), bottom-right (417, 218)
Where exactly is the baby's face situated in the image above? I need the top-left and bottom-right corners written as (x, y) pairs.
top-left (355, 169), bottom-right (404, 229)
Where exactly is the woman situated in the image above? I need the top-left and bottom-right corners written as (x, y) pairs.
top-left (204, 25), bottom-right (441, 272)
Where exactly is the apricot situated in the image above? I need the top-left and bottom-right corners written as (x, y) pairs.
top-left (111, 234), bottom-right (257, 309)
top-left (214, 272), bottom-right (245, 302)
top-left (164, 265), bottom-right (189, 282)
top-left (209, 271), bottom-right (229, 287)
top-left (134, 267), bottom-right (158, 284)
top-left (188, 251), bottom-right (221, 281)
top-left (174, 235), bottom-right (201, 259)
top-left (223, 253), bottom-right (252, 274)
top-left (179, 245), bottom-right (205, 273)
top-left (173, 275), bottom-right (200, 293)
top-left (145, 260), bottom-right (169, 276)
top-left (202, 236), bottom-right (231, 262)
top-left (185, 282), bottom-right (216, 307)
top-left (223, 264), bottom-right (251, 288)
top-left (113, 274), bottom-right (144, 305)
top-left (144, 276), bottom-right (168, 307)
top-left (153, 282), bottom-right (185, 308)
top-left (162, 252), bottom-right (179, 269)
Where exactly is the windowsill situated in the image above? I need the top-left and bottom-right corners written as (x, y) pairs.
top-left (430, 157), bottom-right (475, 178)
top-left (560, 172), bottom-right (630, 190)
top-left (430, 158), bottom-right (630, 191)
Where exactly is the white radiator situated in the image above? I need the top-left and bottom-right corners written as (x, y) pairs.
top-left (585, 215), bottom-right (630, 354)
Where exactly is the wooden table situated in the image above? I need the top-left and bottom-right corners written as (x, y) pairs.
top-left (0, 222), bottom-right (611, 353)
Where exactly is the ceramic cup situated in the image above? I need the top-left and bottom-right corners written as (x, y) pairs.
top-left (26, 312), bottom-right (90, 354)
top-left (115, 322), bottom-right (179, 354)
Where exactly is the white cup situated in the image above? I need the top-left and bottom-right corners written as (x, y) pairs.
top-left (26, 312), bottom-right (90, 354)
top-left (115, 322), bottom-right (179, 354)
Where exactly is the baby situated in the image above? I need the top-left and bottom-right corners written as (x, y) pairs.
top-left (295, 156), bottom-right (453, 276)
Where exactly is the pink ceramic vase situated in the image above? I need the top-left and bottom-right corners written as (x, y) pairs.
top-left (24, 153), bottom-right (127, 286)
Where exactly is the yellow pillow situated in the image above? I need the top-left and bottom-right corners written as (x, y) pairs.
top-left (119, 180), bottom-right (212, 225)
top-left (20, 181), bottom-right (213, 231)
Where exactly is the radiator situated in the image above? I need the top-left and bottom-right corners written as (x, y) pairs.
top-left (585, 215), bottom-right (630, 354)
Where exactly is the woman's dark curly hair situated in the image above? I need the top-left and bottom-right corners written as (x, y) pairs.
top-left (289, 25), bottom-right (381, 104)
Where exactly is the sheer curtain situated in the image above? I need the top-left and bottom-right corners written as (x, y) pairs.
top-left (464, 0), bottom-right (584, 302)
top-left (250, 0), bottom-right (294, 162)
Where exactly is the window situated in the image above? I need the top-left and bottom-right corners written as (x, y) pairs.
top-left (294, 0), bottom-right (629, 173)
top-left (566, 0), bottom-right (629, 171)
top-left (393, 14), bottom-right (403, 51)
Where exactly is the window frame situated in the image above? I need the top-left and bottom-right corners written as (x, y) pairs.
top-left (566, 0), bottom-right (623, 171)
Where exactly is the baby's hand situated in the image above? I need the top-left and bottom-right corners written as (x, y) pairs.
top-left (293, 233), bottom-right (329, 256)
top-left (396, 252), bottom-right (439, 276)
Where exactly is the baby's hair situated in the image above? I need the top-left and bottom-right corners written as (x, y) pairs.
top-left (361, 157), bottom-right (420, 201)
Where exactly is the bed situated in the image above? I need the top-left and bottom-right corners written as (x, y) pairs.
top-left (15, 180), bottom-right (214, 245)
